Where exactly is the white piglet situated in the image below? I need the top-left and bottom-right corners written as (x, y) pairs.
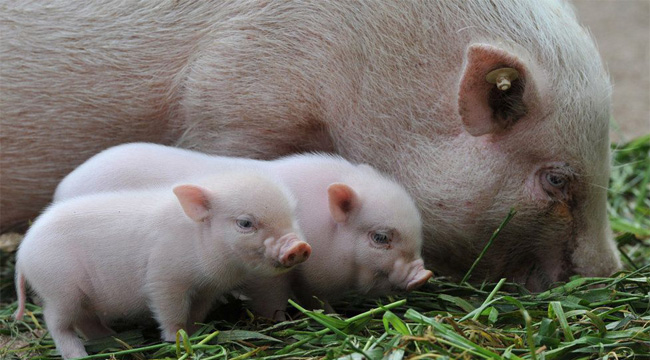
top-left (55, 142), bottom-right (433, 319)
top-left (15, 171), bottom-right (311, 359)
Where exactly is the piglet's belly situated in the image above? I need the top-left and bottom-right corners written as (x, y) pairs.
top-left (79, 268), bottom-right (151, 320)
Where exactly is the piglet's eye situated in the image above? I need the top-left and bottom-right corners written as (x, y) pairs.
top-left (235, 217), bottom-right (256, 233)
top-left (370, 231), bottom-right (391, 245)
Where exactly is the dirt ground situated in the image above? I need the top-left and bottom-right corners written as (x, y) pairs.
top-left (572, 0), bottom-right (650, 142)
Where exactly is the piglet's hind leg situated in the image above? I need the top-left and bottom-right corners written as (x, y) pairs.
top-left (75, 312), bottom-right (115, 340)
top-left (43, 305), bottom-right (88, 359)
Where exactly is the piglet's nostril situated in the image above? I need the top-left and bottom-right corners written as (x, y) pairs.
top-left (288, 254), bottom-right (296, 262)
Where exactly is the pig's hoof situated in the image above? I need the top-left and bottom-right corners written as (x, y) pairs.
top-left (280, 242), bottom-right (312, 268)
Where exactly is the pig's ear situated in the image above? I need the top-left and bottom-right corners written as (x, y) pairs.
top-left (173, 184), bottom-right (212, 222)
top-left (327, 183), bottom-right (359, 223)
top-left (458, 44), bottom-right (538, 136)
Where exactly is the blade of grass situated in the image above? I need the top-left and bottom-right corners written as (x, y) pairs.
top-left (287, 299), bottom-right (348, 338)
top-left (460, 209), bottom-right (517, 285)
top-left (405, 309), bottom-right (520, 359)
top-left (382, 310), bottom-right (411, 335)
top-left (549, 302), bottom-right (575, 342)
top-left (278, 299), bottom-right (406, 355)
top-left (460, 278), bottom-right (506, 322)
top-left (502, 296), bottom-right (537, 360)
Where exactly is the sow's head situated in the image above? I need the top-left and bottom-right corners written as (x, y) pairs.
top-left (407, 5), bottom-right (620, 291)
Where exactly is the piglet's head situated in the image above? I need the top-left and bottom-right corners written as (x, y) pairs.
top-left (173, 172), bottom-right (309, 277)
top-left (327, 175), bottom-right (432, 296)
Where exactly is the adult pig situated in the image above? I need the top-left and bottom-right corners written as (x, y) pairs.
top-left (0, 1), bottom-right (619, 289)
top-left (14, 171), bottom-right (310, 359)
top-left (55, 143), bottom-right (433, 319)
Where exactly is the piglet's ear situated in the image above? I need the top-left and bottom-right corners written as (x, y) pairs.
top-left (327, 183), bottom-right (359, 224)
top-left (458, 44), bottom-right (539, 136)
top-left (173, 184), bottom-right (212, 222)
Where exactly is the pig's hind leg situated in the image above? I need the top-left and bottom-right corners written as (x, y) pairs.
top-left (43, 303), bottom-right (88, 359)
top-left (75, 312), bottom-right (115, 340)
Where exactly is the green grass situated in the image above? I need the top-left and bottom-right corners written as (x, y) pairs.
top-left (1, 135), bottom-right (648, 359)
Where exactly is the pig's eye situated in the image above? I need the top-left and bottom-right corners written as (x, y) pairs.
top-left (540, 168), bottom-right (572, 201)
top-left (235, 217), bottom-right (256, 233)
top-left (546, 173), bottom-right (566, 188)
top-left (370, 231), bottom-right (391, 246)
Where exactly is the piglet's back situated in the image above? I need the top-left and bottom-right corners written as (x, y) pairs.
top-left (54, 142), bottom-right (264, 201)
top-left (20, 189), bottom-right (179, 254)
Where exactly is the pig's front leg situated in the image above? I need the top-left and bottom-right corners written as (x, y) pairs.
top-left (147, 281), bottom-right (192, 342)
top-left (244, 275), bottom-right (292, 321)
top-left (186, 290), bottom-right (218, 334)
top-left (294, 290), bottom-right (335, 314)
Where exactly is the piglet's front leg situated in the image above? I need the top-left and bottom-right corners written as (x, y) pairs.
top-left (244, 275), bottom-right (293, 321)
top-left (294, 288), bottom-right (335, 313)
top-left (186, 289), bottom-right (221, 334)
top-left (147, 281), bottom-right (193, 342)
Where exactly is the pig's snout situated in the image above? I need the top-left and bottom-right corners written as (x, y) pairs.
top-left (406, 268), bottom-right (433, 291)
top-left (277, 234), bottom-right (311, 268)
top-left (390, 258), bottom-right (433, 292)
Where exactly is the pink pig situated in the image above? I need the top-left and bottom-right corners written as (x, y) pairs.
top-left (15, 171), bottom-right (310, 359)
top-left (55, 142), bottom-right (433, 319)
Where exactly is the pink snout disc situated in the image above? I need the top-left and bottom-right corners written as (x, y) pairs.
top-left (279, 240), bottom-right (312, 268)
top-left (406, 269), bottom-right (433, 291)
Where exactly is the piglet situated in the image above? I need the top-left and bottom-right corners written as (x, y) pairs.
top-left (15, 171), bottom-right (310, 359)
top-left (247, 154), bottom-right (434, 318)
top-left (54, 143), bottom-right (433, 319)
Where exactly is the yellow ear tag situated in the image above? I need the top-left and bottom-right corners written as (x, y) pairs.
top-left (486, 67), bottom-right (519, 91)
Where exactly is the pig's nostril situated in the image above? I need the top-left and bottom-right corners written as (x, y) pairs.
top-left (288, 254), bottom-right (296, 262)
top-left (302, 251), bottom-right (309, 258)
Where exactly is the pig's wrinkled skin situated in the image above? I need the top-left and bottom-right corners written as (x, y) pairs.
top-left (1, 1), bottom-right (620, 290)
top-left (14, 172), bottom-right (310, 359)
top-left (55, 143), bottom-right (433, 319)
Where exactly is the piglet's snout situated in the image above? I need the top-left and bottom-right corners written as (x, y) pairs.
top-left (406, 268), bottom-right (433, 291)
top-left (277, 234), bottom-right (312, 268)
top-left (390, 258), bottom-right (433, 292)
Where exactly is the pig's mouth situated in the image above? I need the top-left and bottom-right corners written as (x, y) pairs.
top-left (355, 270), bottom-right (393, 296)
top-left (522, 263), bottom-right (553, 292)
top-left (481, 208), bottom-right (578, 292)
top-left (368, 270), bottom-right (417, 295)
top-left (239, 247), bottom-right (294, 275)
top-left (272, 261), bottom-right (297, 271)
top-left (510, 254), bottom-right (575, 292)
